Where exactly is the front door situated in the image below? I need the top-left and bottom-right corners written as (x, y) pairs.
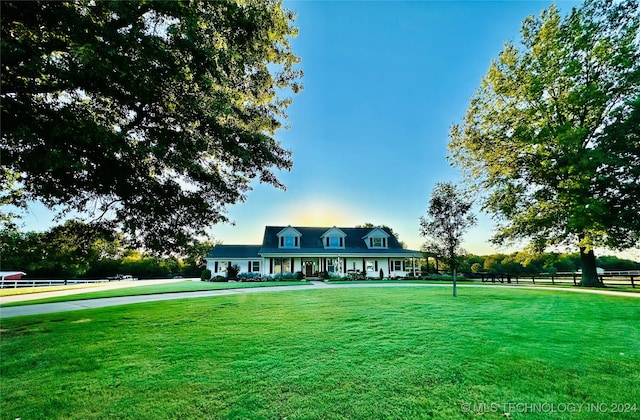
top-left (305, 261), bottom-right (314, 277)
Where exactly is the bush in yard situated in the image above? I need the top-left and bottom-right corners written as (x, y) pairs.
top-left (238, 273), bottom-right (262, 282)
top-left (296, 271), bottom-right (305, 280)
top-left (273, 273), bottom-right (296, 280)
top-left (227, 264), bottom-right (240, 279)
top-left (200, 269), bottom-right (212, 281)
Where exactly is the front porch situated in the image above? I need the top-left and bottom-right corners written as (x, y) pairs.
top-left (266, 256), bottom-right (421, 279)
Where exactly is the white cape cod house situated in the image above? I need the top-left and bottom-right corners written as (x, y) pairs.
top-left (205, 226), bottom-right (422, 279)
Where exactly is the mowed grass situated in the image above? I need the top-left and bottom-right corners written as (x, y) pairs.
top-left (0, 280), bottom-right (311, 306)
top-left (1, 287), bottom-right (638, 419)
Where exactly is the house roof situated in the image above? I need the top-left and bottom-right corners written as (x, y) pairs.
top-left (206, 227), bottom-right (422, 259)
top-left (259, 226), bottom-right (420, 256)
top-left (207, 245), bottom-right (261, 259)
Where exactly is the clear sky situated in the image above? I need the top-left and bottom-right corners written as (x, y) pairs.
top-left (19, 0), bottom-right (589, 255)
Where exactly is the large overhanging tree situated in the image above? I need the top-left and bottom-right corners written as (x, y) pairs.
top-left (448, 0), bottom-right (640, 286)
top-left (1, 0), bottom-right (302, 252)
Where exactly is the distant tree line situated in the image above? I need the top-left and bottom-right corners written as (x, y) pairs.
top-left (0, 221), bottom-right (214, 279)
top-left (427, 252), bottom-right (640, 276)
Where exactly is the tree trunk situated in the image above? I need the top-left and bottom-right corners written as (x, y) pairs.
top-left (452, 268), bottom-right (458, 297)
top-left (579, 246), bottom-right (600, 287)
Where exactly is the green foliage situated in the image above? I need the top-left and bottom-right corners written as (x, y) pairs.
top-left (1, 0), bottom-right (303, 253)
top-left (0, 220), bottom-right (118, 278)
top-left (420, 182), bottom-right (476, 297)
top-left (200, 269), bottom-right (212, 281)
top-left (226, 264), bottom-right (240, 279)
top-left (237, 272), bottom-right (262, 281)
top-left (470, 262), bottom-right (482, 273)
top-left (182, 239), bottom-right (218, 277)
top-left (267, 272), bottom-right (303, 281)
top-left (448, 0), bottom-right (640, 286)
top-left (419, 182), bottom-right (477, 272)
top-left (456, 251), bottom-right (639, 275)
top-left (0, 221), bottom-right (208, 279)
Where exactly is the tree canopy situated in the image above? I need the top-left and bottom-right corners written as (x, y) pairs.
top-left (1, 0), bottom-right (302, 252)
top-left (0, 220), bottom-right (213, 279)
top-left (448, 0), bottom-right (640, 286)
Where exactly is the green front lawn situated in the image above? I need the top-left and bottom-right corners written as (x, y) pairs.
top-left (1, 287), bottom-right (638, 419)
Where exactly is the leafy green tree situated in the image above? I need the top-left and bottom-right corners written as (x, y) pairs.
top-left (420, 182), bottom-right (477, 297)
top-left (421, 241), bottom-right (445, 274)
top-left (1, 0), bottom-right (302, 253)
top-left (596, 256), bottom-right (639, 271)
top-left (182, 238), bottom-right (219, 276)
top-left (2, 220), bottom-right (117, 278)
top-left (0, 229), bottom-right (41, 272)
top-left (448, 0), bottom-right (640, 286)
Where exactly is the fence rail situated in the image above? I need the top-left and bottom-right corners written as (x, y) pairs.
top-left (473, 273), bottom-right (636, 288)
top-left (0, 279), bottom-right (110, 289)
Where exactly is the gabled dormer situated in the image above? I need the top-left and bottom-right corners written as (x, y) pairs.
top-left (277, 225), bottom-right (302, 248)
top-left (321, 226), bottom-right (346, 249)
top-left (362, 226), bottom-right (390, 249)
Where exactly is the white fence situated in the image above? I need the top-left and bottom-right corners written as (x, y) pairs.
top-left (0, 279), bottom-right (110, 289)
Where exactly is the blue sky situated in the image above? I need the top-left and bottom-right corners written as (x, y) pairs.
top-left (207, 0), bottom-right (583, 253)
top-left (19, 0), bottom-right (585, 255)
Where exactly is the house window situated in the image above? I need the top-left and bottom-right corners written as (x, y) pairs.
top-left (326, 258), bottom-right (342, 273)
top-left (368, 237), bottom-right (387, 248)
top-left (327, 237), bottom-right (342, 247)
top-left (219, 261), bottom-right (227, 272)
top-left (251, 261), bottom-right (260, 272)
top-left (366, 261), bottom-right (375, 272)
top-left (392, 260), bottom-right (403, 271)
top-left (273, 258), bottom-right (291, 274)
top-left (281, 236), bottom-right (298, 248)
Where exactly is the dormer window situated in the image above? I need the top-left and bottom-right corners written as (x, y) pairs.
top-left (277, 226), bottom-right (302, 249)
top-left (322, 226), bottom-right (346, 249)
top-left (363, 226), bottom-right (390, 249)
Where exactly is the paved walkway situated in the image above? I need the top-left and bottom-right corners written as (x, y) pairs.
top-left (1, 282), bottom-right (638, 319)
